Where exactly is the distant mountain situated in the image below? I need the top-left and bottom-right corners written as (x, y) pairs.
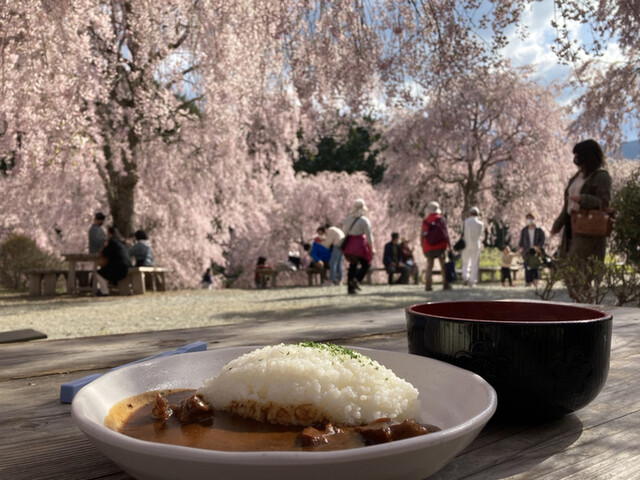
top-left (620, 140), bottom-right (640, 159)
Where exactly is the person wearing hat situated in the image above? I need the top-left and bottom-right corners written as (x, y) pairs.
top-left (421, 201), bottom-right (452, 291)
top-left (460, 206), bottom-right (484, 287)
top-left (342, 198), bottom-right (374, 294)
top-left (518, 212), bottom-right (545, 286)
top-left (88, 212), bottom-right (107, 254)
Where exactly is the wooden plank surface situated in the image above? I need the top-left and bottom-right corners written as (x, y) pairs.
top-left (0, 305), bottom-right (638, 480)
top-left (0, 308), bottom-right (407, 381)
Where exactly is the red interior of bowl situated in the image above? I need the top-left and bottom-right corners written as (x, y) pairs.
top-left (407, 301), bottom-right (610, 324)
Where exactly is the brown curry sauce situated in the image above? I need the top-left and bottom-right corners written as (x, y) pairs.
top-left (107, 389), bottom-right (440, 452)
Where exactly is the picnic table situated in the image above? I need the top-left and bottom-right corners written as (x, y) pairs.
top-left (26, 253), bottom-right (99, 296)
top-left (0, 303), bottom-right (638, 479)
top-left (62, 253), bottom-right (100, 295)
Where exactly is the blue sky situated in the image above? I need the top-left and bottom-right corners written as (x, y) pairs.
top-left (499, 0), bottom-right (635, 142)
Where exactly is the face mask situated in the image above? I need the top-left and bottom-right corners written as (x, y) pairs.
top-left (526, 219), bottom-right (533, 226)
top-left (573, 156), bottom-right (581, 166)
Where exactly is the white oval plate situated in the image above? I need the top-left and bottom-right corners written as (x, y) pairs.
top-left (72, 346), bottom-right (496, 480)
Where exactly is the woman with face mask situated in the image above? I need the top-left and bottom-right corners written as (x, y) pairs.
top-left (551, 139), bottom-right (612, 298)
top-left (551, 139), bottom-right (612, 259)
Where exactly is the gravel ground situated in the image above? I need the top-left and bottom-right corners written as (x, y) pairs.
top-left (0, 283), bottom-right (573, 341)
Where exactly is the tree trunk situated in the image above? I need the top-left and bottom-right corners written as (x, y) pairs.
top-left (107, 171), bottom-right (137, 239)
top-left (100, 141), bottom-right (139, 240)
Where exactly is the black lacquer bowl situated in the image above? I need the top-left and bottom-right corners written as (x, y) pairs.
top-left (406, 300), bottom-right (612, 418)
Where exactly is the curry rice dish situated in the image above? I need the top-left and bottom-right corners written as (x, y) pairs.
top-left (106, 342), bottom-right (438, 452)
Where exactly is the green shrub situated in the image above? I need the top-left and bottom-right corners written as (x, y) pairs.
top-left (0, 235), bottom-right (64, 289)
top-left (479, 247), bottom-right (503, 268)
top-left (611, 168), bottom-right (640, 266)
top-left (535, 255), bottom-right (640, 306)
top-left (603, 262), bottom-right (640, 306)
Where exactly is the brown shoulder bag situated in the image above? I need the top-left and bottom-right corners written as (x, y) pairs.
top-left (570, 209), bottom-right (614, 237)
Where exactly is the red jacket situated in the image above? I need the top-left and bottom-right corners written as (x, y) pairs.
top-left (421, 213), bottom-right (450, 253)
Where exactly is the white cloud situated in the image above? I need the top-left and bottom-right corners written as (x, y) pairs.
top-left (501, 0), bottom-right (570, 84)
top-left (597, 41), bottom-right (625, 66)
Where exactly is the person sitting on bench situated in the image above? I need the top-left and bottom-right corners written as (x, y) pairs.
top-left (96, 227), bottom-right (131, 297)
top-left (129, 229), bottom-right (154, 267)
top-left (383, 232), bottom-right (411, 284)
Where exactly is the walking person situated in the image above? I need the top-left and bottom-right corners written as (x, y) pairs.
top-left (550, 139), bottom-right (612, 300)
top-left (421, 201), bottom-right (452, 291)
top-left (460, 206), bottom-right (484, 287)
top-left (341, 199), bottom-right (374, 294)
top-left (518, 212), bottom-right (545, 286)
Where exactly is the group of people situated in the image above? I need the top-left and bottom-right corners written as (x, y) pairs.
top-left (416, 138), bottom-right (611, 295)
top-left (416, 202), bottom-right (484, 290)
top-left (342, 139), bottom-right (611, 297)
top-left (262, 199), bottom-right (374, 294)
top-left (251, 221), bottom-right (349, 289)
top-left (250, 139), bottom-right (611, 296)
top-left (382, 233), bottom-right (417, 285)
top-left (497, 213), bottom-right (546, 288)
top-left (308, 223), bottom-right (347, 286)
top-left (337, 198), bottom-right (485, 293)
top-left (88, 212), bottom-right (154, 296)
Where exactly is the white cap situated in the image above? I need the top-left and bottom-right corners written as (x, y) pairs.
top-left (427, 201), bottom-right (441, 214)
top-left (470, 206), bottom-right (480, 215)
top-left (350, 198), bottom-right (369, 216)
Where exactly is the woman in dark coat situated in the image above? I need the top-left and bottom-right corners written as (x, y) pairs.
top-left (551, 139), bottom-right (612, 260)
top-left (95, 227), bottom-right (131, 296)
top-left (551, 139), bottom-right (612, 299)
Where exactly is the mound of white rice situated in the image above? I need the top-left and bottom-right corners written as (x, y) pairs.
top-left (197, 342), bottom-right (419, 426)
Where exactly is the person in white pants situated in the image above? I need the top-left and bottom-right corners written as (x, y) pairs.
top-left (460, 206), bottom-right (484, 286)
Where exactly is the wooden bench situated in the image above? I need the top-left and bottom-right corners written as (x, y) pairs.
top-left (24, 269), bottom-right (68, 296)
top-left (477, 266), bottom-right (500, 282)
top-left (74, 270), bottom-right (94, 292)
top-left (255, 268), bottom-right (278, 288)
top-left (511, 266), bottom-right (521, 281)
top-left (117, 267), bottom-right (168, 295)
top-left (365, 267), bottom-right (420, 285)
top-left (454, 266), bottom-right (520, 283)
top-left (307, 265), bottom-right (328, 286)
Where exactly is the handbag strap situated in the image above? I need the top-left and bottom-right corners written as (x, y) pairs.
top-left (345, 217), bottom-right (360, 236)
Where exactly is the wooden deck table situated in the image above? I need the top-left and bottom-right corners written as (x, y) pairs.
top-left (62, 253), bottom-right (99, 295)
top-left (0, 304), bottom-right (638, 479)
